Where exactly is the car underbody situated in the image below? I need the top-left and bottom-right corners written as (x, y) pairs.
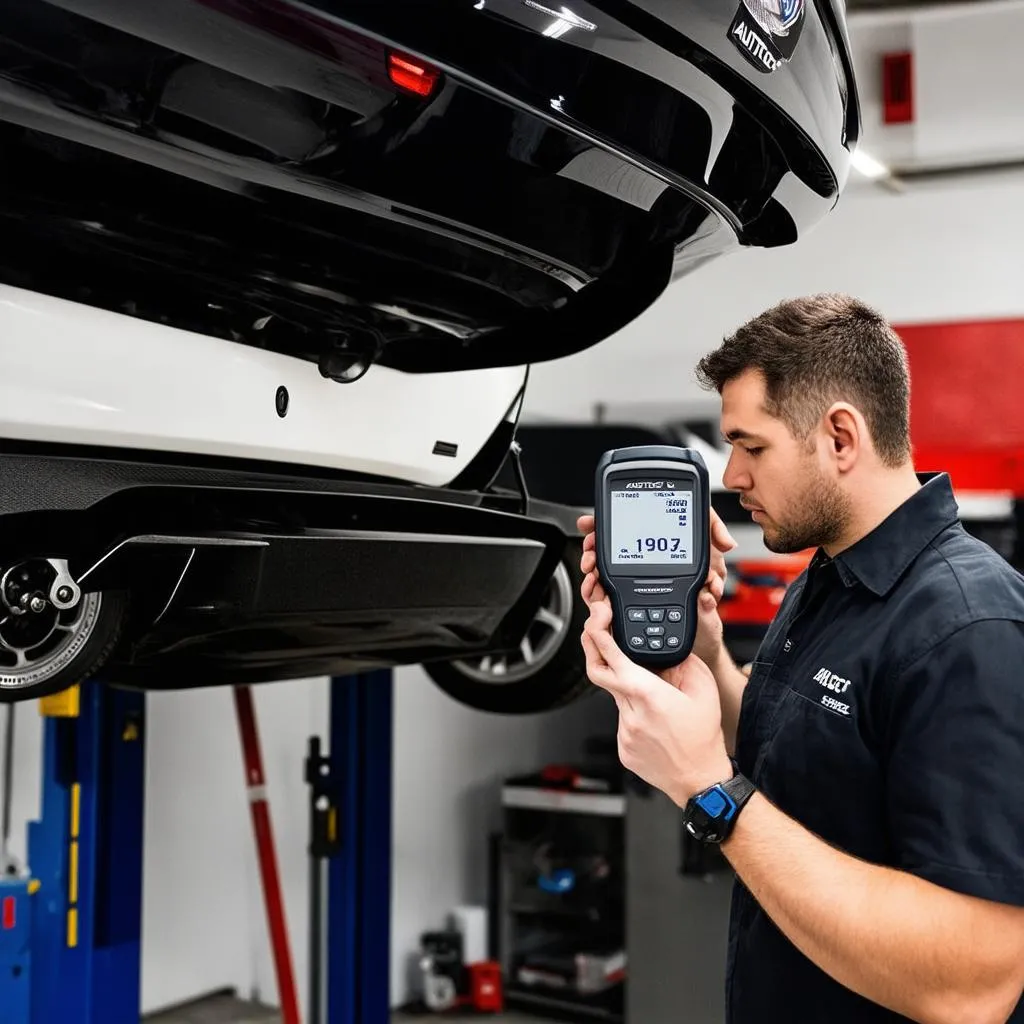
top-left (0, 441), bottom-right (583, 692)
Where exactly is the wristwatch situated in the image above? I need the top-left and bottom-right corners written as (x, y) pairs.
top-left (682, 761), bottom-right (755, 844)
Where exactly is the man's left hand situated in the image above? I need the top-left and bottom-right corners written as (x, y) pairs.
top-left (581, 597), bottom-right (733, 807)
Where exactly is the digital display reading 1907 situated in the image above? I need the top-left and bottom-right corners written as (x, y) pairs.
top-left (610, 489), bottom-right (694, 565)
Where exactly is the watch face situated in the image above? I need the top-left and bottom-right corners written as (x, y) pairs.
top-left (685, 785), bottom-right (736, 843)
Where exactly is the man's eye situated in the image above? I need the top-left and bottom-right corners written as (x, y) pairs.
top-left (746, 446), bottom-right (764, 456)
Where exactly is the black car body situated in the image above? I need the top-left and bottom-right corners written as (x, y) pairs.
top-left (0, 0), bottom-right (859, 709)
top-left (0, 0), bottom-right (857, 371)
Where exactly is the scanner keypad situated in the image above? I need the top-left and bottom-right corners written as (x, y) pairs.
top-left (625, 607), bottom-right (686, 652)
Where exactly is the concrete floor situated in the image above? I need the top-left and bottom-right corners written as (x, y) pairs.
top-left (147, 991), bottom-right (548, 1024)
top-left (145, 992), bottom-right (278, 1024)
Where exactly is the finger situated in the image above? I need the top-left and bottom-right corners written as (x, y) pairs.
top-left (581, 630), bottom-right (620, 700)
top-left (580, 548), bottom-right (596, 574)
top-left (710, 545), bottom-right (727, 581)
top-left (584, 604), bottom-right (631, 677)
top-left (582, 629), bottom-right (634, 712)
top-left (585, 593), bottom-right (614, 630)
top-left (577, 514), bottom-right (595, 536)
top-left (711, 508), bottom-right (737, 553)
top-left (707, 572), bottom-right (725, 605)
top-left (581, 572), bottom-right (607, 606)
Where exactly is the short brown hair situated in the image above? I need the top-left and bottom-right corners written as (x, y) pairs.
top-left (694, 293), bottom-right (911, 467)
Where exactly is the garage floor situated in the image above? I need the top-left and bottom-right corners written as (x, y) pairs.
top-left (146, 991), bottom-right (548, 1024)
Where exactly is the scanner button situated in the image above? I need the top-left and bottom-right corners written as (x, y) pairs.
top-left (647, 609), bottom-right (665, 622)
top-left (645, 625), bottom-right (665, 636)
top-left (667, 608), bottom-right (683, 623)
top-left (648, 638), bottom-right (664, 650)
top-left (627, 608), bottom-right (647, 622)
top-left (666, 636), bottom-right (681, 648)
top-left (629, 635), bottom-right (646, 648)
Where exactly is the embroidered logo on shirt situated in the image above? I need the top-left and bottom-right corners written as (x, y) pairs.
top-left (812, 667), bottom-right (852, 716)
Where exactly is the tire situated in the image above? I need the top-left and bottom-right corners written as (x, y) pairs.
top-left (423, 544), bottom-right (592, 714)
top-left (0, 587), bottom-right (128, 703)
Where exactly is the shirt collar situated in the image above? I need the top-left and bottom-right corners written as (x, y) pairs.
top-left (824, 473), bottom-right (959, 597)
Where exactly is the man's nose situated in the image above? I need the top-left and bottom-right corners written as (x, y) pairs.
top-left (723, 451), bottom-right (750, 492)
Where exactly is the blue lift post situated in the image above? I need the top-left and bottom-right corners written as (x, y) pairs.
top-left (326, 669), bottom-right (393, 1024)
top-left (0, 669), bottom-right (393, 1024)
top-left (27, 681), bottom-right (147, 1024)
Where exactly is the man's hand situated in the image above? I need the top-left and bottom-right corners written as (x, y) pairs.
top-left (575, 508), bottom-right (737, 667)
top-left (580, 596), bottom-right (732, 807)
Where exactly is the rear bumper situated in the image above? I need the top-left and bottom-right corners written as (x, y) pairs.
top-left (0, 283), bottom-right (527, 487)
top-left (0, 444), bottom-right (574, 686)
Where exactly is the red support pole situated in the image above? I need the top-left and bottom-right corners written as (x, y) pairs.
top-left (233, 685), bottom-right (302, 1024)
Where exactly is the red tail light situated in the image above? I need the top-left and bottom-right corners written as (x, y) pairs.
top-left (387, 51), bottom-right (441, 98)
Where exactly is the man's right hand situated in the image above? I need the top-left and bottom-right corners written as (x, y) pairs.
top-left (576, 507), bottom-right (738, 669)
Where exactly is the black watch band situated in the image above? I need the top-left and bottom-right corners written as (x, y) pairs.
top-left (682, 763), bottom-right (756, 845)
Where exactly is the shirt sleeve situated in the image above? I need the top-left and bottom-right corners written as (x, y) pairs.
top-left (885, 617), bottom-right (1024, 906)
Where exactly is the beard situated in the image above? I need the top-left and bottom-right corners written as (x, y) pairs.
top-left (760, 469), bottom-right (852, 554)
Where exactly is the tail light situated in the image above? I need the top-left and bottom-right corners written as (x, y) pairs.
top-left (387, 51), bottom-right (441, 98)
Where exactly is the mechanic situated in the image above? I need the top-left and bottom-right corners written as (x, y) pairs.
top-left (576, 294), bottom-right (1024, 1024)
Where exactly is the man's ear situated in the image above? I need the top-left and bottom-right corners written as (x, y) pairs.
top-left (824, 402), bottom-right (863, 472)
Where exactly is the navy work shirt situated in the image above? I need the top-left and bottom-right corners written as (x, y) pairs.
top-left (727, 473), bottom-right (1024, 1023)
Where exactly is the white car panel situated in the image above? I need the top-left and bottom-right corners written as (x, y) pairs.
top-left (0, 284), bottom-right (526, 487)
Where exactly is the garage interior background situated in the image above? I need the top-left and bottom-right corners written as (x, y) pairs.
top-left (5, 0), bottom-right (1024, 1015)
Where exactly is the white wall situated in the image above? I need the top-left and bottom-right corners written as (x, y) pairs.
top-left (522, 169), bottom-right (1024, 424)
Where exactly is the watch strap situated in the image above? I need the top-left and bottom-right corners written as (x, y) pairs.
top-left (722, 764), bottom-right (756, 812)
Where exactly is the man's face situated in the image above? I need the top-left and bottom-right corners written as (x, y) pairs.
top-left (719, 369), bottom-right (851, 554)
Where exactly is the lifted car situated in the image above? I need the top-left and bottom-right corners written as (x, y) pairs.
top-left (0, 0), bottom-right (858, 710)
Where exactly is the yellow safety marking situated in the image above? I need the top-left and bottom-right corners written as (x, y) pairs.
top-left (71, 783), bottom-right (80, 839)
top-left (28, 879), bottom-right (40, 896)
top-left (39, 684), bottom-right (80, 718)
top-left (68, 782), bottom-right (81, 945)
top-left (122, 720), bottom-right (139, 742)
top-left (328, 807), bottom-right (337, 844)
top-left (69, 841), bottom-right (79, 905)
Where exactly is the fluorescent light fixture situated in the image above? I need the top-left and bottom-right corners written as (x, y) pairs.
top-left (850, 148), bottom-right (889, 179)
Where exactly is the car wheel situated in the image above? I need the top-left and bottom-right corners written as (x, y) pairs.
top-left (0, 557), bottom-right (128, 703)
top-left (423, 546), bottom-right (592, 714)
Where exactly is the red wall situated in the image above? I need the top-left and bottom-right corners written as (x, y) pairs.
top-left (896, 319), bottom-right (1024, 492)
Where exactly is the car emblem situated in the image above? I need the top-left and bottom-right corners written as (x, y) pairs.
top-left (522, 1), bottom-right (597, 34)
top-left (729, 0), bottom-right (806, 74)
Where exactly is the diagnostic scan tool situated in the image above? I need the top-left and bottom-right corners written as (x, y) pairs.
top-left (594, 446), bottom-right (710, 669)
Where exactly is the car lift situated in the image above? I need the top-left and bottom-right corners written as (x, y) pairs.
top-left (0, 670), bottom-right (393, 1024)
